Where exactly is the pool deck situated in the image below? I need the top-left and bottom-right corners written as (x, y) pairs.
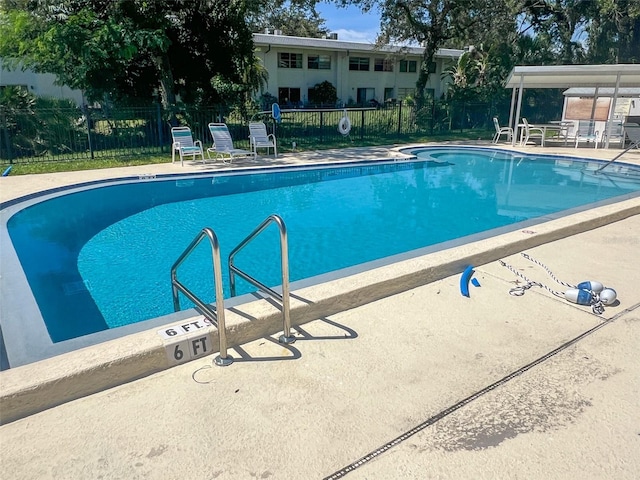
top-left (1, 142), bottom-right (640, 479)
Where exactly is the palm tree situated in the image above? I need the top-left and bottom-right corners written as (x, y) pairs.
top-left (236, 53), bottom-right (269, 120)
top-left (243, 54), bottom-right (269, 99)
top-left (447, 52), bottom-right (471, 88)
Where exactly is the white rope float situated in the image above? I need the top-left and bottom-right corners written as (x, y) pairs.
top-left (337, 110), bottom-right (351, 136)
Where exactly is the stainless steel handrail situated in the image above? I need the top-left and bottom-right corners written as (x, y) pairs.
top-left (171, 227), bottom-right (233, 366)
top-left (596, 138), bottom-right (640, 172)
top-left (228, 214), bottom-right (295, 344)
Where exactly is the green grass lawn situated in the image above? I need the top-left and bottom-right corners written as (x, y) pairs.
top-left (2, 156), bottom-right (167, 175)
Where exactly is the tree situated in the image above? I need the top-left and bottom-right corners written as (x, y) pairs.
top-left (247, 0), bottom-right (329, 37)
top-left (519, 0), bottom-right (590, 64)
top-left (583, 0), bottom-right (640, 63)
top-left (519, 0), bottom-right (640, 64)
top-left (335, 1), bottom-right (520, 106)
top-left (0, 0), bottom-right (255, 112)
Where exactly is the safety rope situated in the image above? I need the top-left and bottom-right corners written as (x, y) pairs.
top-left (500, 253), bottom-right (605, 315)
top-left (520, 252), bottom-right (576, 289)
top-left (498, 259), bottom-right (565, 298)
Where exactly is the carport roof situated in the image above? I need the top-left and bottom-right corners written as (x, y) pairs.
top-left (563, 87), bottom-right (640, 97)
top-left (505, 64), bottom-right (640, 89)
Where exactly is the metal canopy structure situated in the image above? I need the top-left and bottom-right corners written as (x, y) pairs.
top-left (504, 64), bottom-right (640, 148)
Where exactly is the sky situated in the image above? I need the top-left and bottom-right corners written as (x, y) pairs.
top-left (315, 2), bottom-right (381, 43)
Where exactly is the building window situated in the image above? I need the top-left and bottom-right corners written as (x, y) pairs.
top-left (308, 54), bottom-right (331, 70)
top-left (278, 52), bottom-right (302, 68)
top-left (397, 88), bottom-right (415, 100)
top-left (356, 87), bottom-right (375, 105)
top-left (399, 60), bottom-right (417, 73)
top-left (278, 87), bottom-right (301, 106)
top-left (349, 57), bottom-right (370, 71)
top-left (427, 61), bottom-right (437, 73)
top-left (384, 88), bottom-right (394, 101)
top-left (374, 58), bottom-right (393, 72)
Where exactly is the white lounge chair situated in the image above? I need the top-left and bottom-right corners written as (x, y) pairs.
top-left (623, 123), bottom-right (640, 149)
top-left (601, 121), bottom-right (625, 148)
top-left (207, 123), bottom-right (253, 164)
top-left (171, 126), bottom-right (204, 166)
top-left (520, 118), bottom-right (544, 146)
top-left (574, 120), bottom-right (599, 148)
top-left (249, 121), bottom-right (277, 157)
top-left (492, 117), bottom-right (512, 144)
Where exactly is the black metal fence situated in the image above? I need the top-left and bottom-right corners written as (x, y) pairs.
top-left (1, 94), bottom-right (561, 164)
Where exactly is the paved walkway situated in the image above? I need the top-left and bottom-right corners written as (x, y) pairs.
top-left (1, 143), bottom-right (639, 479)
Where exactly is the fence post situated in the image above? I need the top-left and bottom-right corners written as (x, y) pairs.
top-left (397, 100), bottom-right (402, 136)
top-left (156, 102), bottom-right (164, 151)
top-left (360, 109), bottom-right (365, 140)
top-left (429, 98), bottom-right (436, 135)
top-left (82, 104), bottom-right (94, 159)
top-left (0, 107), bottom-right (13, 164)
top-left (320, 111), bottom-right (324, 143)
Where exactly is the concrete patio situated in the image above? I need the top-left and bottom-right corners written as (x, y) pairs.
top-left (1, 142), bottom-right (639, 479)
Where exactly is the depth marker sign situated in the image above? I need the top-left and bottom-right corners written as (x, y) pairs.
top-left (158, 318), bottom-right (216, 365)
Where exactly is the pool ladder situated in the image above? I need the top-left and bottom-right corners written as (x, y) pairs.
top-left (170, 214), bottom-right (295, 367)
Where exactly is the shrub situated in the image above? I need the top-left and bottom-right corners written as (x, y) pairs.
top-left (308, 81), bottom-right (337, 107)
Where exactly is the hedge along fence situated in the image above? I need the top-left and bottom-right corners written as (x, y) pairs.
top-left (0, 99), bottom-right (515, 164)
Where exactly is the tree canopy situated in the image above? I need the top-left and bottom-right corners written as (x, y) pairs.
top-left (1, 0), bottom-right (638, 113)
top-left (247, 0), bottom-right (329, 37)
top-left (0, 0), bottom-right (255, 110)
top-left (333, 0), bottom-right (524, 105)
top-left (336, 0), bottom-right (639, 104)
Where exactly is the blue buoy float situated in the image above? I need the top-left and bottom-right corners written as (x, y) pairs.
top-left (2, 165), bottom-right (12, 177)
top-left (564, 288), bottom-right (594, 306)
top-left (576, 281), bottom-right (603, 293)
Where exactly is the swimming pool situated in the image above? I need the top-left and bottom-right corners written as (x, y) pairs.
top-left (2, 146), bottom-right (640, 366)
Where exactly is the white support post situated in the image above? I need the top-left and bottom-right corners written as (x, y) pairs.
top-left (508, 87), bottom-right (517, 131)
top-left (512, 76), bottom-right (524, 146)
top-left (604, 73), bottom-right (621, 149)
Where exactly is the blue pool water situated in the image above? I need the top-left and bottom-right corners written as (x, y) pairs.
top-left (6, 147), bottom-right (640, 342)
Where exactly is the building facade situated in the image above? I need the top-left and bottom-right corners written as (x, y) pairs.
top-left (0, 60), bottom-right (84, 104)
top-left (1, 34), bottom-right (463, 108)
top-left (253, 32), bottom-right (463, 107)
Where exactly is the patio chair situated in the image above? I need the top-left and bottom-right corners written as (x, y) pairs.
top-left (171, 126), bottom-right (205, 166)
top-left (207, 123), bottom-right (253, 164)
top-left (249, 121), bottom-right (277, 158)
top-left (557, 120), bottom-right (577, 145)
top-left (519, 118), bottom-right (544, 146)
top-left (601, 121), bottom-right (625, 148)
top-left (574, 120), bottom-right (599, 148)
top-left (492, 117), bottom-right (512, 144)
top-left (622, 123), bottom-right (640, 149)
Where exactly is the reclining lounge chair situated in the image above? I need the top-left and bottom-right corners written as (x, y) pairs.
top-left (207, 123), bottom-right (253, 164)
